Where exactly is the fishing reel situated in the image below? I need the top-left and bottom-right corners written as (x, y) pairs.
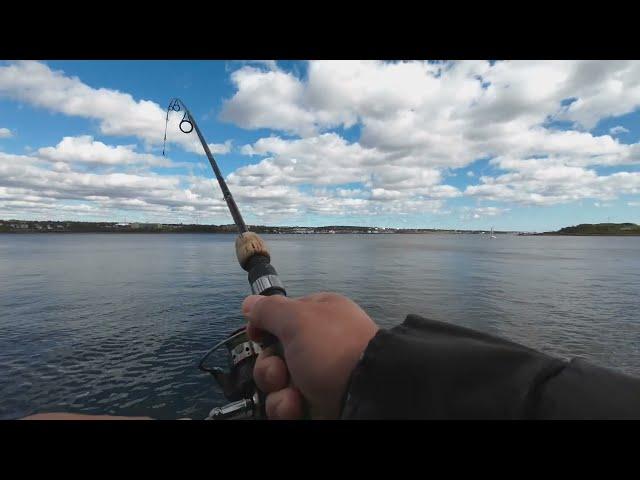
top-left (198, 326), bottom-right (267, 420)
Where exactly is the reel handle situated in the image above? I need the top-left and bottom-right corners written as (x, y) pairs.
top-left (235, 233), bottom-right (311, 418)
top-left (235, 232), bottom-right (287, 349)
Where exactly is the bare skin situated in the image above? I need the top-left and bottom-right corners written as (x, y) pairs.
top-left (243, 292), bottom-right (379, 420)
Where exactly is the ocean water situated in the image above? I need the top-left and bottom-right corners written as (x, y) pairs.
top-left (1, 233), bottom-right (639, 419)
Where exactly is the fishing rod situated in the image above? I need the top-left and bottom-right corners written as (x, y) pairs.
top-left (163, 98), bottom-right (286, 420)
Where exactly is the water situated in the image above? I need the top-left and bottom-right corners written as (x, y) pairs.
top-left (1, 233), bottom-right (639, 419)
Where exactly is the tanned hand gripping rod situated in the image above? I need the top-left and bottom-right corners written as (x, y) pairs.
top-left (163, 98), bottom-right (286, 419)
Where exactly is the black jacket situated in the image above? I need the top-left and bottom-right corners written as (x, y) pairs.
top-left (341, 314), bottom-right (640, 419)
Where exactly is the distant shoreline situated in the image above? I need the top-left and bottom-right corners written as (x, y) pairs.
top-left (0, 219), bottom-right (520, 235)
top-left (541, 223), bottom-right (640, 236)
top-left (0, 230), bottom-right (514, 235)
top-left (1, 220), bottom-right (638, 235)
top-left (536, 233), bottom-right (640, 236)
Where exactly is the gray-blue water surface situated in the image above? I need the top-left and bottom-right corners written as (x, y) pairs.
top-left (1, 233), bottom-right (639, 419)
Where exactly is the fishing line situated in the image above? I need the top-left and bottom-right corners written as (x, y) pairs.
top-left (169, 98), bottom-right (230, 225)
top-left (162, 98), bottom-right (193, 157)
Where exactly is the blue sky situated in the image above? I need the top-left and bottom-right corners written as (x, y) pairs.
top-left (0, 60), bottom-right (639, 231)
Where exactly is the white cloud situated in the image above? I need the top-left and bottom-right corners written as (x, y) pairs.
top-left (474, 206), bottom-right (508, 216)
top-left (0, 127), bottom-right (12, 138)
top-left (208, 140), bottom-right (232, 154)
top-left (554, 61), bottom-right (640, 129)
top-left (610, 125), bottom-right (630, 135)
top-left (220, 66), bottom-right (317, 136)
top-left (0, 150), bottom-right (235, 222)
top-left (466, 164), bottom-right (640, 205)
top-left (461, 206), bottom-right (509, 220)
top-left (221, 60), bottom-right (640, 214)
top-left (37, 136), bottom-right (174, 167)
top-left (4, 60), bottom-right (640, 223)
top-left (0, 61), bottom-right (231, 156)
top-left (247, 60), bottom-right (279, 71)
top-left (230, 134), bottom-right (378, 187)
top-left (0, 147), bottom-right (384, 223)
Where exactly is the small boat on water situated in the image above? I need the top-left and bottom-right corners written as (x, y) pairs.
top-left (490, 227), bottom-right (497, 239)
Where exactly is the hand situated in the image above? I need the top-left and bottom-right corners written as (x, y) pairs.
top-left (242, 292), bottom-right (379, 420)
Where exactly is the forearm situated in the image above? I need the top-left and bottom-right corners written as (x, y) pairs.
top-left (340, 314), bottom-right (640, 419)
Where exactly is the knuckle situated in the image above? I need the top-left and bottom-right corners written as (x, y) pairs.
top-left (254, 355), bottom-right (287, 392)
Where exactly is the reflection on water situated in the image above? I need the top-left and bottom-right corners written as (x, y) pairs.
top-left (1, 233), bottom-right (639, 419)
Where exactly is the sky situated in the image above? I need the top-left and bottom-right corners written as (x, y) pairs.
top-left (0, 60), bottom-right (639, 232)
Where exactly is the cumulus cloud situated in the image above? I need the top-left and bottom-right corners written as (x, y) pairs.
top-left (610, 125), bottom-right (630, 135)
top-left (246, 60), bottom-right (279, 71)
top-left (220, 67), bottom-right (317, 136)
top-left (230, 134), bottom-right (377, 186)
top-left (0, 146), bottom-right (389, 223)
top-left (475, 206), bottom-right (508, 216)
top-left (460, 206), bottom-right (509, 221)
top-left (208, 140), bottom-right (232, 155)
top-left (37, 136), bottom-right (174, 167)
top-left (0, 127), bottom-right (12, 138)
top-left (465, 164), bottom-right (640, 205)
top-left (0, 61), bottom-right (231, 156)
top-left (4, 60), bottom-right (640, 223)
top-left (0, 150), bottom-right (236, 221)
top-left (222, 60), bottom-right (640, 215)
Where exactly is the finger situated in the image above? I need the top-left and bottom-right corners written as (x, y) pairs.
top-left (246, 322), bottom-right (264, 343)
top-left (265, 387), bottom-right (304, 420)
top-left (243, 296), bottom-right (269, 342)
top-left (242, 294), bottom-right (298, 342)
top-left (254, 353), bottom-right (289, 393)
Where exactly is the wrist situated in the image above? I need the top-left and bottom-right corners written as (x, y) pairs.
top-left (338, 328), bottom-right (384, 419)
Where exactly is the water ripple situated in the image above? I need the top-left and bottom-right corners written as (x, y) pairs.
top-left (1, 233), bottom-right (639, 419)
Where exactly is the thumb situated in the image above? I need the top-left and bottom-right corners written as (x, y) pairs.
top-left (242, 294), bottom-right (297, 343)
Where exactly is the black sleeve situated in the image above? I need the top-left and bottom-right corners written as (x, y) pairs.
top-left (340, 314), bottom-right (640, 419)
